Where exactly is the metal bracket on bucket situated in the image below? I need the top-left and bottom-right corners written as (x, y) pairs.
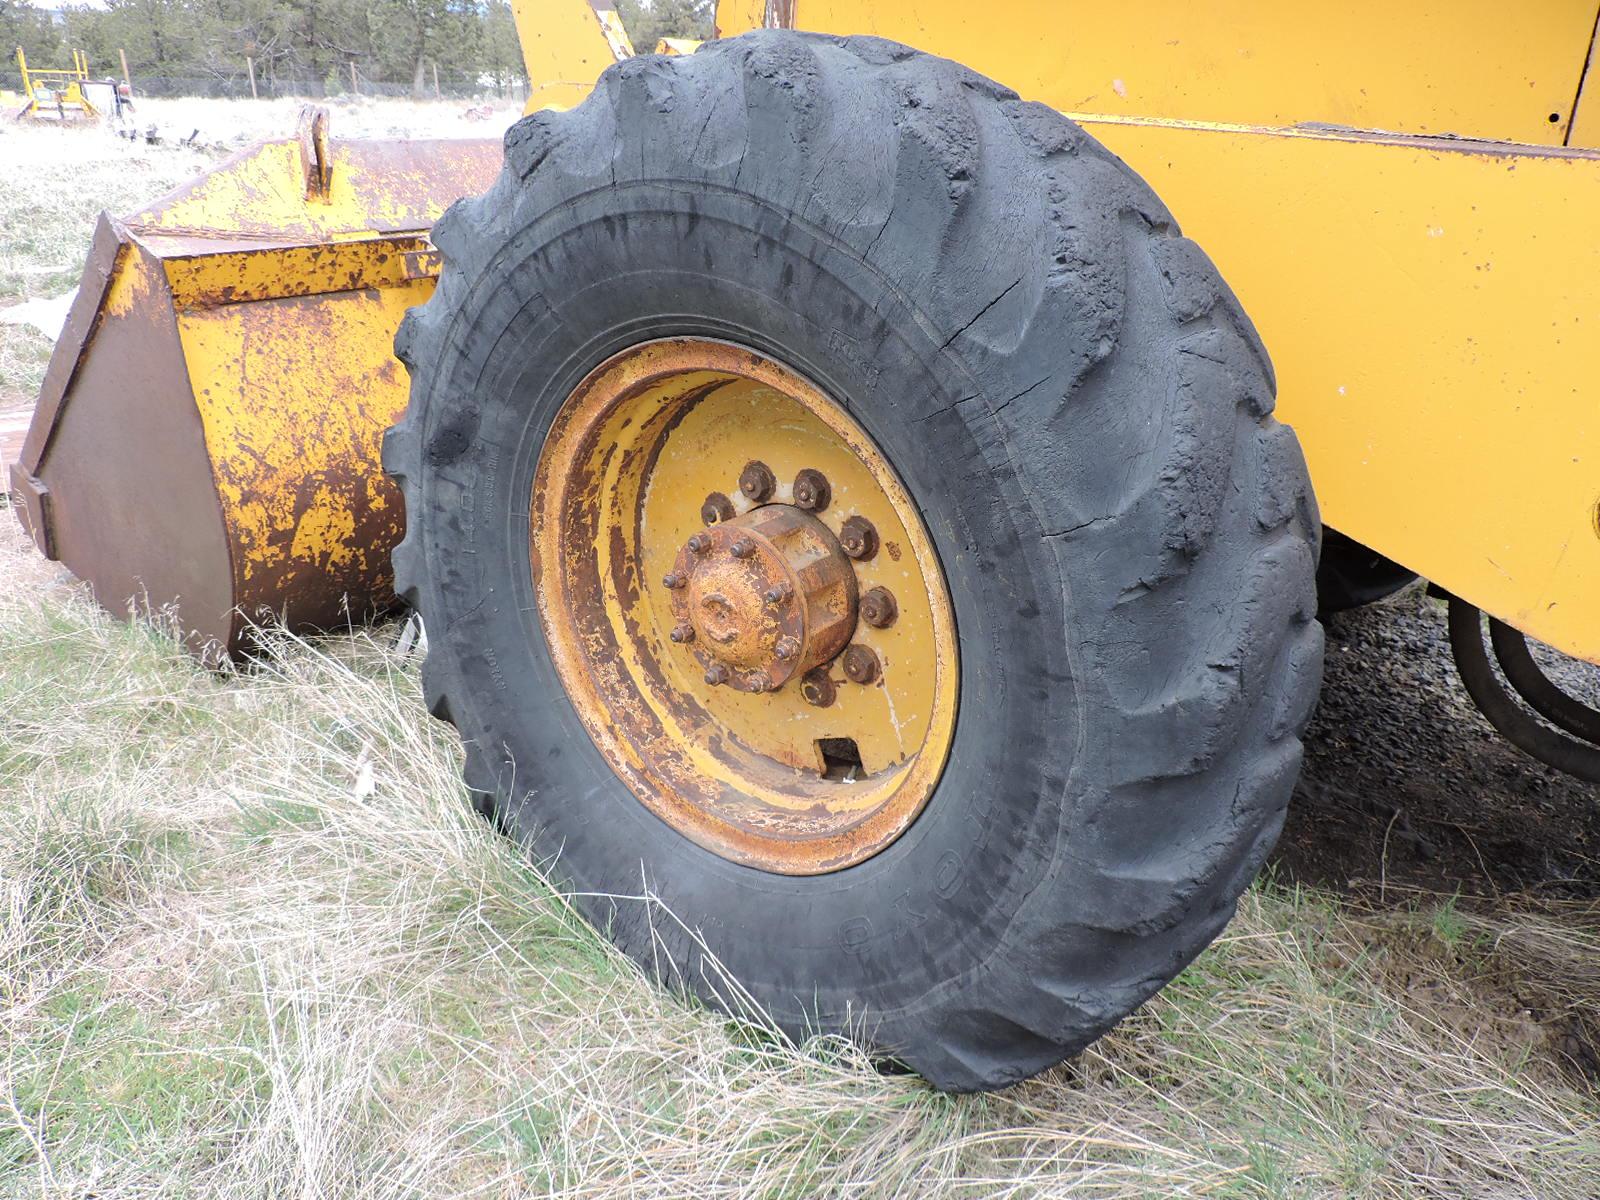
top-left (297, 105), bottom-right (332, 201)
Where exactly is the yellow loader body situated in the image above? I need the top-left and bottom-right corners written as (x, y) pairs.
top-left (718, 0), bottom-right (1600, 665)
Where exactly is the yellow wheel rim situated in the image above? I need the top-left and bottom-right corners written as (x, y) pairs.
top-left (531, 339), bottom-right (958, 874)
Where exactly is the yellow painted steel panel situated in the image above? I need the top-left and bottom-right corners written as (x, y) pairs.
top-left (1571, 31), bottom-right (1600, 147)
top-left (714, 0), bottom-right (770, 37)
top-left (174, 280), bottom-right (432, 618)
top-left (513, 0), bottom-right (632, 110)
top-left (1073, 116), bottom-right (1600, 662)
top-left (731, 0), bottom-right (1600, 146)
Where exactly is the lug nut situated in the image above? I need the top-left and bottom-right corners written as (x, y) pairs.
top-left (763, 582), bottom-right (793, 605)
top-left (687, 532), bottom-right (712, 554)
top-left (744, 674), bottom-right (771, 693)
top-left (793, 468), bottom-right (831, 512)
top-left (775, 636), bottom-right (799, 661)
top-left (730, 538), bottom-right (756, 559)
top-left (860, 586), bottom-right (898, 629)
top-left (839, 515), bottom-right (878, 561)
top-left (800, 668), bottom-right (836, 708)
top-left (842, 644), bottom-right (880, 685)
top-left (739, 460), bottom-right (777, 503)
top-left (663, 572), bottom-right (686, 589)
top-left (705, 664), bottom-right (731, 686)
top-left (670, 623), bottom-right (696, 644)
top-left (700, 492), bottom-right (736, 524)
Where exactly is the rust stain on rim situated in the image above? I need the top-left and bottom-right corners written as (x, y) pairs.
top-left (531, 338), bottom-right (959, 874)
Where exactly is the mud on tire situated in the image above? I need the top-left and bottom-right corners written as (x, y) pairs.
top-left (383, 31), bottom-right (1323, 1091)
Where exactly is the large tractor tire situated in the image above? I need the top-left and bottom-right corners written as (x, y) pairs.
top-left (384, 32), bottom-right (1322, 1091)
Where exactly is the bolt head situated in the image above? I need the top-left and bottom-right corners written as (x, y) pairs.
top-left (763, 583), bottom-right (793, 605)
top-left (687, 532), bottom-right (712, 554)
top-left (775, 636), bottom-right (799, 661)
top-left (800, 668), bottom-right (836, 708)
top-left (842, 644), bottom-right (880, 685)
top-left (743, 674), bottom-right (771, 693)
top-left (860, 586), bottom-right (898, 629)
top-left (700, 492), bottom-right (736, 525)
top-left (730, 538), bottom-right (756, 559)
top-left (739, 460), bottom-right (776, 503)
top-left (839, 515), bottom-right (879, 561)
top-left (704, 664), bottom-right (730, 686)
top-left (793, 468), bottom-right (831, 512)
top-left (670, 623), bottom-right (695, 644)
top-left (663, 572), bottom-right (686, 589)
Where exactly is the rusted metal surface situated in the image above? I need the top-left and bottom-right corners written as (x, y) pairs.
top-left (841, 644), bottom-right (881, 686)
top-left (738, 459), bottom-right (776, 503)
top-left (699, 491), bottom-right (736, 524)
top-left (860, 586), bottom-right (899, 630)
top-left (839, 514), bottom-right (878, 561)
top-left (296, 105), bottom-right (332, 200)
top-left (7, 124), bottom-right (501, 660)
top-left (667, 504), bottom-right (857, 695)
top-left (530, 338), bottom-right (959, 874)
top-left (800, 668), bottom-right (838, 709)
top-left (791, 467), bottom-right (830, 512)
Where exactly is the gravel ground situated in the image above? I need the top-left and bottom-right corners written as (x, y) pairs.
top-left (1280, 583), bottom-right (1600, 900)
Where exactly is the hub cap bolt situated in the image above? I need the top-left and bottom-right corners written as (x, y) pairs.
top-left (739, 460), bottom-right (777, 503)
top-left (842, 644), bottom-right (880, 685)
top-left (793, 468), bottom-right (831, 512)
top-left (663, 572), bottom-right (686, 589)
top-left (763, 582), bottom-right (793, 605)
top-left (670, 623), bottom-right (695, 644)
top-left (860, 586), bottom-right (898, 629)
top-left (775, 636), bottom-right (799, 661)
top-left (687, 532), bottom-right (712, 554)
top-left (839, 515), bottom-right (878, 561)
top-left (800, 668), bottom-right (836, 708)
top-left (730, 538), bottom-right (757, 559)
top-left (745, 674), bottom-right (771, 693)
top-left (700, 492), bottom-right (736, 525)
top-left (705, 664), bottom-right (731, 686)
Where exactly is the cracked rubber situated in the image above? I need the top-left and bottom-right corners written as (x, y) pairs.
top-left (383, 32), bottom-right (1323, 1092)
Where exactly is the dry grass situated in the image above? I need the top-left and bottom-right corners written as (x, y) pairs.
top-left (3, 516), bottom-right (1600, 1199)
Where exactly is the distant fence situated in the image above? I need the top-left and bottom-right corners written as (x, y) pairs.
top-left (0, 69), bottom-right (528, 104)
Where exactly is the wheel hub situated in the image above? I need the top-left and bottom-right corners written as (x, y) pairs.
top-left (530, 338), bottom-right (958, 874)
top-left (668, 505), bottom-right (858, 694)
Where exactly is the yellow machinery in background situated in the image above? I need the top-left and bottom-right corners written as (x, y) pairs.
top-left (14, 47), bottom-right (98, 121)
top-left (11, 0), bottom-right (1600, 773)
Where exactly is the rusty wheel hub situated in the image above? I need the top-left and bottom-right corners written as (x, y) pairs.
top-left (530, 338), bottom-right (958, 874)
top-left (668, 505), bottom-right (857, 694)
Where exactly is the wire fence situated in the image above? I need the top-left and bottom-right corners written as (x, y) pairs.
top-left (1, 68), bottom-right (528, 103)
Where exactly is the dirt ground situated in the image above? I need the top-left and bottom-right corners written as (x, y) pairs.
top-left (1283, 586), bottom-right (1600, 901)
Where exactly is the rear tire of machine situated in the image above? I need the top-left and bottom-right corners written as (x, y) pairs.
top-left (384, 32), bottom-right (1324, 1091)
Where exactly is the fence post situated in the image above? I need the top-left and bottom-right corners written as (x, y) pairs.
top-left (246, 55), bottom-right (257, 100)
top-left (118, 47), bottom-right (130, 89)
top-left (433, 61), bottom-right (440, 99)
top-left (349, 60), bottom-right (358, 95)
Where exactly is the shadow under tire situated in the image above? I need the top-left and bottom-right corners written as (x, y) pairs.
top-left (383, 31), bottom-right (1323, 1091)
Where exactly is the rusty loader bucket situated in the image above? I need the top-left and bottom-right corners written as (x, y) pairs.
top-left (8, 111), bottom-right (500, 661)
